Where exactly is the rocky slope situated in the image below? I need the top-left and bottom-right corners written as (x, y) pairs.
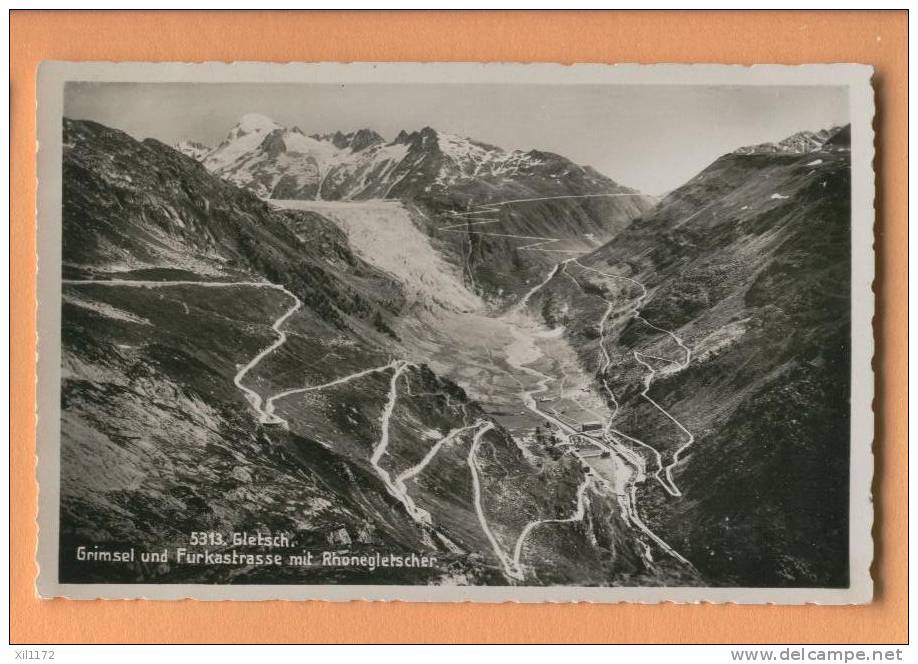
top-left (532, 125), bottom-right (852, 587)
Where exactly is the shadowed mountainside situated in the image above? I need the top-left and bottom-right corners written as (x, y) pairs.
top-left (531, 125), bottom-right (852, 587)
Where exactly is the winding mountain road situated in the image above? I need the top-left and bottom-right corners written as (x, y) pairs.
top-left (568, 260), bottom-right (695, 496)
top-left (511, 472), bottom-right (593, 572)
top-left (395, 421), bottom-right (487, 496)
top-left (263, 360), bottom-right (402, 426)
top-left (63, 278), bottom-right (302, 423)
top-left (438, 193), bottom-right (650, 256)
top-left (499, 289), bottom-right (692, 571)
top-left (64, 279), bottom-right (444, 529)
top-left (573, 260), bottom-right (692, 368)
top-left (501, 322), bottom-right (693, 569)
top-left (369, 360), bottom-right (426, 521)
top-left (515, 260), bottom-right (571, 311)
top-left (466, 421), bottom-right (525, 581)
top-left (433, 193), bottom-right (699, 572)
top-left (66, 276), bottom-right (536, 572)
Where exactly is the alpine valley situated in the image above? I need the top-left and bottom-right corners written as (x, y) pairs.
top-left (59, 114), bottom-right (851, 588)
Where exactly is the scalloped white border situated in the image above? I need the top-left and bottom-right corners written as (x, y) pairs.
top-left (34, 61), bottom-right (875, 604)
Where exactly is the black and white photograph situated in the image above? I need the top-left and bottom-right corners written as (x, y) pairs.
top-left (35, 62), bottom-right (874, 603)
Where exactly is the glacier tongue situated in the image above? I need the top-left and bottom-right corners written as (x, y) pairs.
top-left (273, 199), bottom-right (483, 313)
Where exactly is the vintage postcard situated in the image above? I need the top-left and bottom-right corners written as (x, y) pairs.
top-left (35, 62), bottom-right (874, 603)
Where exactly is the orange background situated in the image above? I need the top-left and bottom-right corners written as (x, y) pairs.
top-left (10, 10), bottom-right (907, 644)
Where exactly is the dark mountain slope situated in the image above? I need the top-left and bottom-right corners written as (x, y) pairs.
top-left (535, 126), bottom-right (852, 587)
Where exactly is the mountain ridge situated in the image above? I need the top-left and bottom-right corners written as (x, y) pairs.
top-left (174, 114), bottom-right (643, 203)
top-left (733, 125), bottom-right (845, 156)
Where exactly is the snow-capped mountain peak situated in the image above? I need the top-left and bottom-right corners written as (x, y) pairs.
top-left (231, 112), bottom-right (282, 138)
top-left (180, 117), bottom-right (639, 202)
top-left (436, 131), bottom-right (507, 171)
top-left (734, 126), bottom-right (844, 155)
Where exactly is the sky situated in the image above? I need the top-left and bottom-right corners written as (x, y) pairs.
top-left (65, 82), bottom-right (849, 195)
